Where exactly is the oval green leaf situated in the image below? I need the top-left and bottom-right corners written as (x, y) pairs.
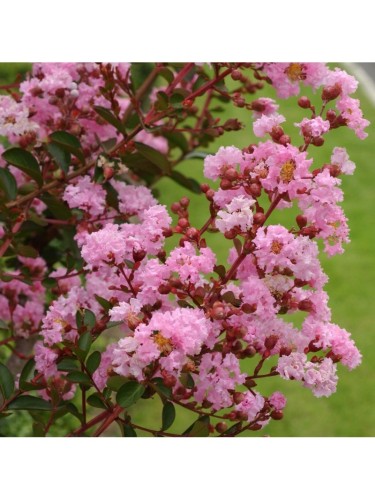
top-left (2, 148), bottom-right (43, 187)
top-left (8, 395), bottom-right (52, 411)
top-left (116, 381), bottom-right (145, 408)
top-left (0, 362), bottom-right (14, 400)
top-left (0, 168), bottom-right (17, 200)
top-left (162, 401), bottom-right (176, 431)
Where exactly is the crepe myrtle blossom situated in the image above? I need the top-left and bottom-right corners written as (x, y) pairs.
top-left (331, 147), bottom-right (356, 175)
top-left (216, 195), bottom-right (256, 234)
top-left (203, 146), bottom-right (244, 180)
top-left (0, 62), bottom-right (367, 438)
top-left (253, 112), bottom-right (286, 138)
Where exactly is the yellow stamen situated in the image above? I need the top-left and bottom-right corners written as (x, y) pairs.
top-left (280, 160), bottom-right (296, 182)
top-left (153, 332), bottom-right (173, 355)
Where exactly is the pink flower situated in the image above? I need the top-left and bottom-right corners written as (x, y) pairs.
top-left (235, 391), bottom-right (265, 422)
top-left (81, 223), bottom-right (126, 269)
top-left (296, 117), bottom-right (330, 138)
top-left (112, 308), bottom-right (212, 380)
top-left (251, 97), bottom-right (279, 118)
top-left (34, 341), bottom-right (58, 379)
top-left (337, 95), bottom-right (369, 139)
top-left (63, 176), bottom-right (106, 216)
top-left (110, 181), bottom-right (157, 216)
top-left (269, 391), bottom-right (287, 411)
top-left (331, 147), bottom-right (355, 175)
top-left (193, 352), bottom-right (246, 410)
top-left (216, 195), bottom-right (255, 233)
top-left (166, 242), bottom-right (216, 284)
top-left (203, 146), bottom-right (243, 180)
top-left (324, 68), bottom-right (358, 96)
top-left (277, 352), bottom-right (306, 381)
top-left (303, 358), bottom-right (338, 397)
top-left (263, 63), bottom-right (328, 98)
top-left (92, 344), bottom-right (117, 390)
top-left (253, 113), bottom-right (285, 138)
top-left (0, 95), bottom-right (39, 138)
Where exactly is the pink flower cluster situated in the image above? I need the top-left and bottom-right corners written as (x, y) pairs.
top-left (0, 63), bottom-right (367, 435)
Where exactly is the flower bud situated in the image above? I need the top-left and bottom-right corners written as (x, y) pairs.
top-left (180, 196), bottom-right (190, 208)
top-left (322, 83), bottom-right (341, 102)
top-left (265, 335), bottom-right (278, 350)
top-left (298, 299), bottom-right (314, 312)
top-left (186, 227), bottom-right (199, 240)
top-left (270, 410), bottom-right (283, 420)
top-left (233, 392), bottom-right (245, 404)
top-left (298, 96), bottom-right (311, 108)
top-left (253, 212), bottom-right (266, 225)
top-left (231, 69), bottom-right (242, 81)
top-left (178, 218), bottom-right (189, 229)
top-left (220, 179), bottom-right (233, 190)
top-left (215, 422), bottom-right (228, 433)
top-left (296, 214), bottom-right (307, 229)
top-left (205, 189), bottom-right (215, 201)
top-left (171, 202), bottom-right (181, 214)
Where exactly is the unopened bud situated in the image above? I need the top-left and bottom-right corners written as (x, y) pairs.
top-left (298, 96), bottom-right (311, 108)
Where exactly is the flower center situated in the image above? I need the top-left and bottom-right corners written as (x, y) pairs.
top-left (285, 63), bottom-right (306, 82)
top-left (271, 240), bottom-right (283, 254)
top-left (153, 332), bottom-right (173, 355)
top-left (280, 160), bottom-right (296, 182)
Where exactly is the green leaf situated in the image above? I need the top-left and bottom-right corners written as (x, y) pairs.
top-left (94, 294), bottom-right (112, 313)
top-left (170, 171), bottom-right (201, 194)
top-left (152, 378), bottom-right (172, 399)
top-left (78, 332), bottom-right (92, 353)
top-left (15, 243), bottom-right (38, 258)
top-left (65, 371), bottom-right (92, 386)
top-left (184, 415), bottom-right (210, 437)
top-left (8, 395), bottom-right (52, 411)
top-left (76, 309), bottom-right (83, 329)
top-left (131, 63), bottom-right (155, 92)
top-left (154, 91), bottom-right (169, 111)
top-left (94, 106), bottom-right (127, 135)
top-left (116, 381), bottom-right (145, 408)
top-left (83, 309), bottom-right (96, 330)
top-left (0, 362), bottom-right (14, 400)
top-left (46, 142), bottom-right (71, 173)
top-left (87, 393), bottom-right (107, 409)
top-left (39, 192), bottom-right (72, 220)
top-left (222, 422), bottom-right (242, 436)
top-left (49, 131), bottom-right (84, 163)
top-left (86, 351), bottom-right (101, 375)
top-left (214, 265), bottom-right (226, 279)
top-left (180, 372), bottom-right (195, 390)
top-left (162, 402), bottom-right (176, 431)
top-left (107, 375), bottom-right (127, 392)
top-left (123, 424), bottom-right (137, 437)
top-left (57, 358), bottom-right (79, 372)
top-left (221, 291), bottom-right (241, 307)
top-left (184, 151), bottom-right (209, 160)
top-left (158, 68), bottom-right (174, 85)
top-left (120, 152), bottom-right (162, 185)
top-left (103, 182), bottom-right (119, 211)
top-left (2, 148), bottom-right (43, 187)
top-left (19, 359), bottom-right (35, 390)
top-left (134, 142), bottom-right (171, 174)
top-left (164, 131), bottom-right (189, 153)
top-left (0, 168), bottom-right (17, 200)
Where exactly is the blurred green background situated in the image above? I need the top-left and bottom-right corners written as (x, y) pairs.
top-left (1, 63), bottom-right (374, 437)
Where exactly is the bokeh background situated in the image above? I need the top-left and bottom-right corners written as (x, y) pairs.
top-left (1, 63), bottom-right (374, 437)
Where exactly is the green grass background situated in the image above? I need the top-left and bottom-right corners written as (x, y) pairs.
top-left (1, 63), bottom-right (374, 436)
